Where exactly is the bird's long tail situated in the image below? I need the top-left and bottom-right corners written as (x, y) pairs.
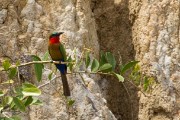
top-left (60, 73), bottom-right (70, 96)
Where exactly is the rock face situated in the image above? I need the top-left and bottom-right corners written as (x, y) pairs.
top-left (0, 0), bottom-right (179, 120)
top-left (130, 0), bottom-right (180, 120)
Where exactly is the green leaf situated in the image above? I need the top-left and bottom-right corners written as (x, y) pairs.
top-left (4, 96), bottom-right (13, 105)
top-left (42, 51), bottom-right (50, 61)
top-left (99, 51), bottom-right (107, 67)
top-left (67, 99), bottom-right (75, 106)
top-left (67, 56), bottom-right (74, 71)
top-left (16, 60), bottom-right (21, 66)
top-left (85, 51), bottom-right (90, 68)
top-left (13, 97), bottom-right (25, 112)
top-left (48, 72), bottom-right (53, 80)
top-left (1, 80), bottom-right (14, 84)
top-left (8, 68), bottom-right (17, 79)
top-left (2, 118), bottom-right (12, 120)
top-left (2, 59), bottom-right (11, 70)
top-left (0, 90), bottom-right (4, 97)
top-left (32, 55), bottom-right (44, 82)
top-left (99, 63), bottom-right (112, 72)
top-left (113, 72), bottom-right (124, 82)
top-left (119, 64), bottom-right (123, 71)
top-left (22, 83), bottom-right (41, 96)
top-left (91, 59), bottom-right (99, 72)
top-left (120, 61), bottom-right (139, 74)
top-left (133, 64), bottom-right (140, 72)
top-left (0, 105), bottom-right (3, 112)
top-left (67, 56), bottom-right (72, 64)
top-left (24, 96), bottom-right (33, 106)
top-left (10, 100), bottom-right (15, 109)
top-left (31, 98), bottom-right (43, 105)
top-left (14, 87), bottom-right (23, 96)
top-left (22, 88), bottom-right (41, 96)
top-left (143, 77), bottom-right (149, 91)
top-left (22, 83), bottom-right (36, 88)
top-left (105, 52), bottom-right (116, 70)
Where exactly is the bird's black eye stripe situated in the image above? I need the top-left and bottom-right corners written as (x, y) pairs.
top-left (49, 33), bottom-right (58, 39)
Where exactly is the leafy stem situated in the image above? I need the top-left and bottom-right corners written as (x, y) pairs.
top-left (0, 60), bottom-right (75, 71)
top-left (0, 50), bottom-right (154, 119)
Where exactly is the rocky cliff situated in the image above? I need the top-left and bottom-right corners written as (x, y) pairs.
top-left (0, 0), bottom-right (179, 120)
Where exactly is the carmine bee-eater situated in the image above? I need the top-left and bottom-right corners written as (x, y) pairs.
top-left (48, 32), bottom-right (70, 96)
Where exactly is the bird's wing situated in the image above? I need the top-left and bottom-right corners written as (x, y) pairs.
top-left (59, 43), bottom-right (67, 62)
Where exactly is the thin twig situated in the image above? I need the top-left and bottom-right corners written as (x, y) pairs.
top-left (17, 67), bottom-right (20, 83)
top-left (48, 76), bottom-right (63, 96)
top-left (126, 79), bottom-right (149, 97)
top-left (78, 73), bottom-right (86, 86)
top-left (16, 61), bottom-right (74, 67)
top-left (38, 75), bottom-right (60, 88)
top-left (72, 71), bottom-right (112, 76)
top-left (0, 61), bottom-right (75, 71)
top-left (121, 82), bottom-right (133, 120)
top-left (2, 112), bottom-right (10, 118)
top-left (83, 47), bottom-right (93, 52)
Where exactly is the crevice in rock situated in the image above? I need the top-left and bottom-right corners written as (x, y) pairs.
top-left (91, 0), bottom-right (138, 120)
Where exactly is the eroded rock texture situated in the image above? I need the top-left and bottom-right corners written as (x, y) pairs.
top-left (130, 0), bottom-right (180, 120)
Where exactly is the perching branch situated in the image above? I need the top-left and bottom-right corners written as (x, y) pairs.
top-left (15, 61), bottom-right (74, 67)
top-left (0, 60), bottom-right (75, 71)
top-left (1, 59), bottom-right (149, 97)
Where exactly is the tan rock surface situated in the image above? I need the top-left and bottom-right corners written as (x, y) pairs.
top-left (130, 0), bottom-right (180, 119)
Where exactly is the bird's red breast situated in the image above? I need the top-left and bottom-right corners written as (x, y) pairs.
top-left (49, 37), bottom-right (60, 44)
top-left (48, 36), bottom-right (63, 61)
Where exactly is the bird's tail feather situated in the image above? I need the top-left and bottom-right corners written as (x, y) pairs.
top-left (60, 73), bottom-right (70, 96)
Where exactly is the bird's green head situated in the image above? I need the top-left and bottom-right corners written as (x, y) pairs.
top-left (49, 32), bottom-right (64, 44)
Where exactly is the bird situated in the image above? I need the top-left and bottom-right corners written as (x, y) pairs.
top-left (48, 32), bottom-right (70, 96)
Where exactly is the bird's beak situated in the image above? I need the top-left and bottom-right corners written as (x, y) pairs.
top-left (57, 32), bottom-right (64, 36)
